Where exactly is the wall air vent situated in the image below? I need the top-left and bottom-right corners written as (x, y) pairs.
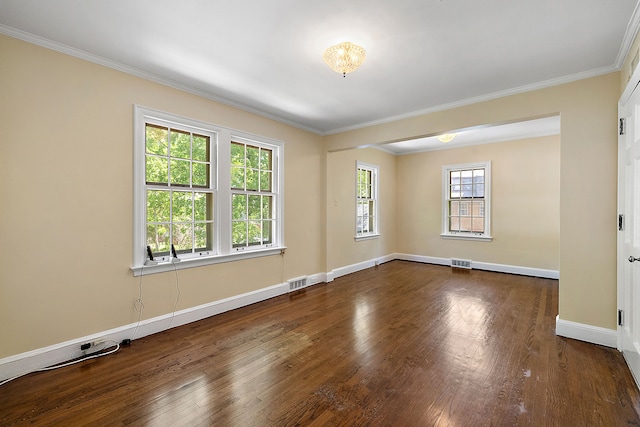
top-left (451, 258), bottom-right (472, 269)
top-left (288, 276), bottom-right (309, 291)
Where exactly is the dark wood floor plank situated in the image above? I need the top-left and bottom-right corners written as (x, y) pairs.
top-left (1, 261), bottom-right (640, 426)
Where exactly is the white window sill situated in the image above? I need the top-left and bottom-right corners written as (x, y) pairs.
top-left (355, 233), bottom-right (380, 242)
top-left (440, 233), bottom-right (493, 242)
top-left (131, 246), bottom-right (286, 276)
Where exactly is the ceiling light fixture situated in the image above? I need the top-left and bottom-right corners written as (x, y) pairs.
top-left (322, 42), bottom-right (366, 77)
top-left (437, 133), bottom-right (456, 143)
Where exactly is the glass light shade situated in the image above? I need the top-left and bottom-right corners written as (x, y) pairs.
top-left (437, 133), bottom-right (456, 143)
top-left (323, 42), bottom-right (366, 77)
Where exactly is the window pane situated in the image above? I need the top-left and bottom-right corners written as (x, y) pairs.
top-left (449, 216), bottom-right (460, 232)
top-left (473, 183), bottom-right (485, 198)
top-left (173, 223), bottom-right (193, 252)
top-left (194, 192), bottom-right (212, 221)
top-left (459, 202), bottom-right (469, 216)
top-left (146, 155), bottom-right (168, 184)
top-left (262, 196), bottom-right (272, 219)
top-left (172, 191), bottom-right (193, 222)
top-left (472, 201), bottom-right (484, 217)
top-left (231, 142), bottom-right (245, 166)
top-left (450, 185), bottom-right (460, 198)
top-left (262, 220), bottom-right (273, 244)
top-left (231, 166), bottom-right (245, 189)
top-left (246, 146), bottom-right (259, 169)
top-left (232, 221), bottom-right (247, 247)
top-left (232, 194), bottom-right (247, 220)
top-left (170, 129), bottom-right (191, 159)
top-left (450, 201), bottom-right (459, 216)
top-left (147, 190), bottom-right (170, 223)
top-left (450, 171), bottom-right (460, 185)
top-left (147, 224), bottom-right (170, 255)
top-left (461, 170), bottom-right (472, 183)
top-left (462, 184), bottom-right (473, 197)
top-left (246, 168), bottom-right (258, 191)
top-left (473, 169), bottom-right (484, 183)
top-left (170, 159), bottom-right (190, 186)
top-left (472, 217), bottom-right (485, 233)
top-left (357, 200), bottom-right (369, 217)
top-left (192, 162), bottom-right (208, 187)
top-left (146, 124), bottom-right (168, 156)
top-left (248, 221), bottom-right (262, 245)
top-left (460, 216), bottom-right (472, 231)
top-left (260, 171), bottom-right (272, 192)
top-left (194, 222), bottom-right (212, 251)
top-left (192, 134), bottom-right (209, 162)
top-left (248, 195), bottom-right (261, 219)
top-left (357, 169), bottom-right (372, 198)
top-left (259, 149), bottom-right (272, 171)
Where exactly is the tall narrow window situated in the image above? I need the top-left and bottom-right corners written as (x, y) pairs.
top-left (442, 162), bottom-right (492, 240)
top-left (145, 123), bottom-right (215, 257)
top-left (231, 141), bottom-right (276, 250)
top-left (356, 161), bottom-right (379, 239)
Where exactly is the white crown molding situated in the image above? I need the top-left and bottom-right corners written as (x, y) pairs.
top-left (614, 0), bottom-right (640, 69)
top-left (324, 65), bottom-right (618, 135)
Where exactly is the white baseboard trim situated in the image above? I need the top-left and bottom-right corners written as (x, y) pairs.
top-left (394, 253), bottom-right (560, 279)
top-left (395, 253), bottom-right (450, 266)
top-left (330, 254), bottom-right (397, 281)
top-left (555, 315), bottom-right (617, 348)
top-left (0, 281), bottom-right (290, 382)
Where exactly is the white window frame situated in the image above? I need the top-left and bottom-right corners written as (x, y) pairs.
top-left (355, 161), bottom-right (380, 240)
top-left (441, 161), bottom-right (492, 241)
top-left (133, 105), bottom-right (285, 275)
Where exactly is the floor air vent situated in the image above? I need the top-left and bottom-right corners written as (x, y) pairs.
top-left (289, 276), bottom-right (309, 291)
top-left (451, 258), bottom-right (472, 269)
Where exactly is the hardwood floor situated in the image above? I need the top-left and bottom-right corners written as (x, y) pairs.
top-left (2, 261), bottom-right (640, 426)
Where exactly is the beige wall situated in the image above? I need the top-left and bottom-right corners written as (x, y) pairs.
top-left (326, 73), bottom-right (620, 330)
top-left (0, 35), bottom-right (326, 358)
top-left (326, 147), bottom-right (397, 271)
top-left (396, 136), bottom-right (560, 270)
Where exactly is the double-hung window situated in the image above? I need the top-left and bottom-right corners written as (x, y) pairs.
top-left (442, 161), bottom-right (492, 240)
top-left (133, 106), bottom-right (284, 274)
top-left (231, 140), bottom-right (276, 250)
top-left (356, 161), bottom-right (379, 239)
top-left (144, 122), bottom-right (215, 261)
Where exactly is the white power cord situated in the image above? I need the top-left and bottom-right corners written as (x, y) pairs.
top-left (0, 340), bottom-right (120, 387)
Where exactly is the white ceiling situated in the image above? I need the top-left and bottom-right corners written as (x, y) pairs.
top-left (0, 1), bottom-right (638, 137)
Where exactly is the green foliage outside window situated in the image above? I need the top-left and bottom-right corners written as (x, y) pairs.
top-left (145, 124), bottom-right (213, 255)
top-left (231, 142), bottom-right (274, 248)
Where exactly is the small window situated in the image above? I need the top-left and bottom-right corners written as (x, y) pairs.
top-left (442, 162), bottom-right (491, 240)
top-left (356, 161), bottom-right (379, 239)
